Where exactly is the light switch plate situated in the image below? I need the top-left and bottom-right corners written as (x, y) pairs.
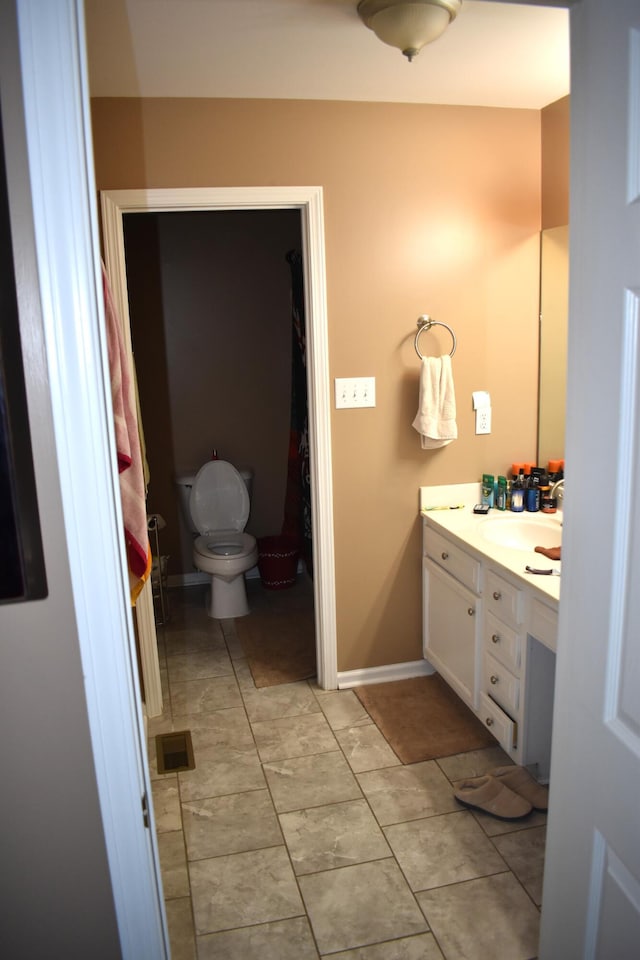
top-left (335, 377), bottom-right (376, 409)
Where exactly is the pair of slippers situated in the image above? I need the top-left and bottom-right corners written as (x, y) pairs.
top-left (454, 765), bottom-right (549, 821)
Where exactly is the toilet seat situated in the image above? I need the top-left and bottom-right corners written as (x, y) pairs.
top-left (193, 532), bottom-right (255, 561)
top-left (190, 460), bottom-right (249, 536)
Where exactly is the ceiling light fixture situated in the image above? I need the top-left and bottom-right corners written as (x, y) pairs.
top-left (357, 0), bottom-right (461, 62)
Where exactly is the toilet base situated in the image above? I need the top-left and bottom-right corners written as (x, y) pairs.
top-left (206, 573), bottom-right (250, 619)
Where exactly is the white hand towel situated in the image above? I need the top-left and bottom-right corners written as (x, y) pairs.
top-left (412, 355), bottom-right (458, 449)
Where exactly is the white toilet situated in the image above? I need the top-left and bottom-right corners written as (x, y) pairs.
top-left (178, 461), bottom-right (258, 619)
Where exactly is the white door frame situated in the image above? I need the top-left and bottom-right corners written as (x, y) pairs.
top-left (101, 187), bottom-right (338, 691)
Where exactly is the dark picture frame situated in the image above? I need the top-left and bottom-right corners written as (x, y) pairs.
top-left (0, 103), bottom-right (47, 603)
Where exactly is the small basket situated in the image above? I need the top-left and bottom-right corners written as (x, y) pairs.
top-left (257, 535), bottom-right (300, 590)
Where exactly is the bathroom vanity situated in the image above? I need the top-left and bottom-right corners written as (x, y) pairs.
top-left (420, 484), bottom-right (559, 781)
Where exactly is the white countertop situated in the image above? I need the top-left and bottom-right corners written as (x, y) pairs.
top-left (419, 483), bottom-right (561, 607)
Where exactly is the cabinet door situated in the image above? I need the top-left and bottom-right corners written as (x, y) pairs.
top-left (423, 558), bottom-right (480, 709)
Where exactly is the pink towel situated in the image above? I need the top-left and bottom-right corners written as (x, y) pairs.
top-left (102, 263), bottom-right (150, 582)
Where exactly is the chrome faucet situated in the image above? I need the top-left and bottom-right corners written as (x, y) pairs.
top-left (550, 478), bottom-right (564, 501)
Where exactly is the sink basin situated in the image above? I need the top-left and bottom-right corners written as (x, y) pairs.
top-left (478, 515), bottom-right (562, 551)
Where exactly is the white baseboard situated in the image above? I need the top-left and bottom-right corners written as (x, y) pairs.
top-left (167, 559), bottom-right (307, 590)
top-left (337, 658), bottom-right (435, 689)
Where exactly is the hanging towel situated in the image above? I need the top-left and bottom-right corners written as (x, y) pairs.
top-left (412, 355), bottom-right (458, 449)
top-left (102, 262), bottom-right (151, 586)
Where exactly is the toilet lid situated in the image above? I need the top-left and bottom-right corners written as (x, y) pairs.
top-left (189, 460), bottom-right (249, 535)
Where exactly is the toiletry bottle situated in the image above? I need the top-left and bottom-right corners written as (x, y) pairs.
top-left (538, 472), bottom-right (552, 512)
top-left (511, 471), bottom-right (525, 512)
top-left (496, 476), bottom-right (507, 511)
top-left (526, 467), bottom-right (542, 512)
top-left (482, 474), bottom-right (495, 508)
top-left (211, 448), bottom-right (218, 460)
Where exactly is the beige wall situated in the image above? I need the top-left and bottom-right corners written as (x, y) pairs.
top-left (541, 95), bottom-right (570, 229)
top-left (92, 98), bottom-right (541, 672)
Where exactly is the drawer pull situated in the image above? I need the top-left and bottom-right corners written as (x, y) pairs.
top-left (485, 717), bottom-right (494, 727)
top-left (491, 634), bottom-right (500, 644)
top-left (467, 607), bottom-right (475, 617)
top-left (493, 591), bottom-right (502, 601)
top-left (490, 675), bottom-right (499, 685)
top-left (441, 551), bottom-right (449, 560)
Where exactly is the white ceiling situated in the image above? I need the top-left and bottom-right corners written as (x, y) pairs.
top-left (84, 0), bottom-right (569, 110)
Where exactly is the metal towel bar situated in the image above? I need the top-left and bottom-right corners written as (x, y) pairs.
top-left (414, 314), bottom-right (457, 359)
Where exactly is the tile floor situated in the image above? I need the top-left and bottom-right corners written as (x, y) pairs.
top-left (147, 581), bottom-right (545, 960)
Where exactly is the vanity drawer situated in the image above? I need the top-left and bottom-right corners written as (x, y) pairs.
top-left (486, 570), bottom-right (524, 628)
top-left (423, 527), bottom-right (480, 593)
top-left (484, 611), bottom-right (521, 673)
top-left (479, 692), bottom-right (517, 752)
top-left (483, 652), bottom-right (520, 716)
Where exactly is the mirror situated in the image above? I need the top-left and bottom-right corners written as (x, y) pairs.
top-left (537, 224), bottom-right (568, 468)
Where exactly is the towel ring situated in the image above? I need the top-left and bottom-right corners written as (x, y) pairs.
top-left (414, 315), bottom-right (457, 359)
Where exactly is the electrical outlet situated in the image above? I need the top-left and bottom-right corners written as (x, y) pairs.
top-left (335, 377), bottom-right (376, 409)
top-left (475, 407), bottom-right (491, 435)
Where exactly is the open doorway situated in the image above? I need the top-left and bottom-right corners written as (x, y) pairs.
top-left (124, 206), bottom-right (317, 682)
top-left (100, 186), bottom-right (338, 691)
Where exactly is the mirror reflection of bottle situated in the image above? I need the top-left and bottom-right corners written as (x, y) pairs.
top-left (511, 471), bottom-right (525, 512)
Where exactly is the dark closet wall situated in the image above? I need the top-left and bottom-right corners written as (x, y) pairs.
top-left (124, 208), bottom-right (302, 575)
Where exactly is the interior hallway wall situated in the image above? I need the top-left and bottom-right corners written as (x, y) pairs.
top-left (92, 97), bottom-right (542, 672)
top-left (124, 209), bottom-right (302, 575)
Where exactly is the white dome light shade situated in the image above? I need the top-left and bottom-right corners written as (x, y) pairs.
top-left (358, 0), bottom-right (462, 62)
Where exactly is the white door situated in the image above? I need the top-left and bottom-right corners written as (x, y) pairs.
top-left (539, 0), bottom-right (640, 955)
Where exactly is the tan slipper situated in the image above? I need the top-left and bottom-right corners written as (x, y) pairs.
top-left (454, 775), bottom-right (532, 820)
top-left (490, 765), bottom-right (549, 811)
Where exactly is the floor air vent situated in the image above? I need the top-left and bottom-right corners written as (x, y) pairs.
top-left (155, 731), bottom-right (195, 774)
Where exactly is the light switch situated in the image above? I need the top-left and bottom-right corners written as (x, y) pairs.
top-left (335, 377), bottom-right (376, 409)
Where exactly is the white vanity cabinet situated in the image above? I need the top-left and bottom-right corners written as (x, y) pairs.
top-left (422, 526), bottom-right (482, 710)
top-left (422, 514), bottom-right (558, 779)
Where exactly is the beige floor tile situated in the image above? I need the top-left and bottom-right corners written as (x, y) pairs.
top-left (241, 679), bottom-right (321, 723)
top-left (169, 674), bottom-right (242, 716)
top-left (162, 625), bottom-right (225, 658)
top-left (384, 811), bottom-right (507, 891)
top-left (165, 647), bottom-right (234, 682)
top-left (233, 657), bottom-right (258, 691)
top-left (164, 896), bottom-right (196, 960)
top-left (178, 751), bottom-right (265, 802)
top-left (252, 712), bottom-right (338, 762)
top-left (182, 789), bottom-right (282, 861)
top-left (492, 825), bottom-right (547, 905)
top-left (417, 872), bottom-right (540, 960)
top-left (263, 751), bottom-right (362, 813)
top-left (158, 830), bottom-right (190, 899)
top-left (189, 846), bottom-right (304, 936)
top-left (357, 761), bottom-right (460, 826)
top-left (197, 916), bottom-right (319, 960)
top-left (314, 688), bottom-right (373, 731)
top-left (435, 746), bottom-right (512, 782)
top-left (279, 799), bottom-right (391, 875)
top-left (336, 723), bottom-right (402, 773)
top-left (151, 778), bottom-right (182, 833)
top-left (329, 933), bottom-right (445, 959)
top-left (185, 705), bottom-right (255, 763)
top-left (299, 859), bottom-right (428, 954)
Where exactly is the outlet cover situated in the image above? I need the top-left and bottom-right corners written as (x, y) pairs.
top-left (335, 377), bottom-right (376, 409)
top-left (475, 407), bottom-right (492, 435)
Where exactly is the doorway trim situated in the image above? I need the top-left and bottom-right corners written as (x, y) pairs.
top-left (101, 186), bottom-right (338, 690)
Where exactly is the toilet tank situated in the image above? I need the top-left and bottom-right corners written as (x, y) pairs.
top-left (175, 465), bottom-right (253, 535)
